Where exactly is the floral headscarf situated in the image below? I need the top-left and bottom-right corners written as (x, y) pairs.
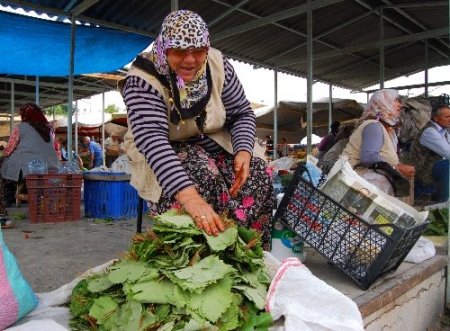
top-left (360, 89), bottom-right (402, 126)
top-left (19, 103), bottom-right (52, 142)
top-left (149, 10), bottom-right (210, 109)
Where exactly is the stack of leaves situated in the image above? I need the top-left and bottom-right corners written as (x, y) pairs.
top-left (279, 172), bottom-right (293, 188)
top-left (424, 207), bottom-right (448, 236)
top-left (69, 210), bottom-right (273, 330)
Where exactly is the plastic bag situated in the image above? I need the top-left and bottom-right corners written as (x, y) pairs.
top-left (302, 156), bottom-right (323, 187)
top-left (110, 155), bottom-right (131, 174)
top-left (27, 160), bottom-right (48, 175)
top-left (0, 229), bottom-right (39, 330)
top-left (5, 319), bottom-right (68, 331)
top-left (269, 157), bottom-right (296, 173)
top-left (266, 258), bottom-right (364, 331)
top-left (6, 260), bottom-right (115, 330)
top-left (404, 236), bottom-right (436, 263)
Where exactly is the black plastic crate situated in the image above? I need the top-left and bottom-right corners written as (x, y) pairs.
top-left (274, 165), bottom-right (429, 290)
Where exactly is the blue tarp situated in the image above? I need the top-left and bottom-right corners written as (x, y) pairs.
top-left (0, 11), bottom-right (153, 76)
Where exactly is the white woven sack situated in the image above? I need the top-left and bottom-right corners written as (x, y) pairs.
top-left (266, 257), bottom-right (364, 331)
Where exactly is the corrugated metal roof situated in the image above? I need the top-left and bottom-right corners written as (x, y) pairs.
top-left (1, 0), bottom-right (449, 93)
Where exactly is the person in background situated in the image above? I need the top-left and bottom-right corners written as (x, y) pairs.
top-left (317, 124), bottom-right (355, 171)
top-left (342, 89), bottom-right (415, 196)
top-left (0, 103), bottom-right (59, 228)
top-left (54, 137), bottom-right (62, 161)
top-left (104, 133), bottom-right (124, 167)
top-left (61, 139), bottom-right (84, 170)
top-left (410, 104), bottom-right (450, 202)
top-left (316, 121), bottom-right (340, 159)
top-left (265, 135), bottom-right (275, 159)
top-left (278, 138), bottom-right (290, 157)
top-left (82, 136), bottom-right (103, 169)
top-left (121, 10), bottom-right (272, 249)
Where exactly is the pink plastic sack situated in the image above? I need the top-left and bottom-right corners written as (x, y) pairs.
top-left (0, 229), bottom-right (38, 329)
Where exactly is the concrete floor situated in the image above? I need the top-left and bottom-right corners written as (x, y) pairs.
top-left (2, 205), bottom-right (149, 293)
top-left (2, 204), bottom-right (449, 330)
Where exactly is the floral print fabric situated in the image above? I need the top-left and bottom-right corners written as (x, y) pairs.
top-left (146, 144), bottom-right (274, 250)
top-left (4, 126), bottom-right (19, 157)
top-left (0, 157), bottom-right (8, 216)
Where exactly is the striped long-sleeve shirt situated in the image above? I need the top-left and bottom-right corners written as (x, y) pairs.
top-left (123, 57), bottom-right (256, 198)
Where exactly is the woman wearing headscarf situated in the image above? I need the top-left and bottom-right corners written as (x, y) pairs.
top-left (0, 103), bottom-right (59, 228)
top-left (342, 89), bottom-right (415, 195)
top-left (316, 120), bottom-right (340, 159)
top-left (121, 10), bottom-right (272, 249)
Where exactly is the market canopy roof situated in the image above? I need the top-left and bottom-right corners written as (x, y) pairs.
top-left (253, 98), bottom-right (363, 143)
top-left (3, 0), bottom-right (448, 92)
top-left (255, 98), bottom-right (364, 132)
top-left (52, 112), bottom-right (127, 137)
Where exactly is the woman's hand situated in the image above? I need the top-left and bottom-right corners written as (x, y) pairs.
top-left (229, 151), bottom-right (251, 198)
top-left (176, 187), bottom-right (225, 236)
top-left (395, 163), bottom-right (415, 179)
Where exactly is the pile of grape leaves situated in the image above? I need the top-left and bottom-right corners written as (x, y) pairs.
top-left (69, 210), bottom-right (273, 330)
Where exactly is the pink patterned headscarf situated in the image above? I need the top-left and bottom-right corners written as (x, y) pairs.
top-left (148, 10), bottom-right (210, 108)
top-left (360, 89), bottom-right (402, 126)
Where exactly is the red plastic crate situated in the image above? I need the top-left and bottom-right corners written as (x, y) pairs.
top-left (26, 173), bottom-right (83, 223)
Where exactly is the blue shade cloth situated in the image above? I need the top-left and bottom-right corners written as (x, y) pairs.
top-left (0, 11), bottom-right (153, 76)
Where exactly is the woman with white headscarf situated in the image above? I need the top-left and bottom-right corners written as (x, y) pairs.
top-left (343, 89), bottom-right (415, 195)
top-left (120, 10), bottom-right (273, 249)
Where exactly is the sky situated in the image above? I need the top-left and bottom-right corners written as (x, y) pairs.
top-left (80, 61), bottom-right (450, 114)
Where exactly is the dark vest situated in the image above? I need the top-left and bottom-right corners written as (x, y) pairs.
top-left (410, 121), bottom-right (443, 184)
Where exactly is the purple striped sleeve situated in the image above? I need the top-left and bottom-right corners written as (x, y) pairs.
top-left (221, 58), bottom-right (256, 155)
top-left (123, 76), bottom-right (195, 198)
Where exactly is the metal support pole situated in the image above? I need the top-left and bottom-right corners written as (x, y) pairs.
top-left (328, 84), bottom-right (333, 132)
top-left (10, 82), bottom-right (14, 135)
top-left (171, 0), bottom-right (178, 11)
top-left (137, 197), bottom-right (143, 233)
top-left (424, 40), bottom-right (429, 97)
top-left (102, 93), bottom-right (106, 167)
top-left (273, 70), bottom-right (278, 160)
top-left (306, 0), bottom-right (313, 154)
top-left (67, 14), bottom-right (76, 163)
top-left (75, 100), bottom-right (79, 156)
top-left (35, 77), bottom-right (39, 105)
top-left (446, 12), bottom-right (450, 309)
top-left (379, 8), bottom-right (385, 89)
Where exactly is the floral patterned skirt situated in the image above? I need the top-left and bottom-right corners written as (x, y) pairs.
top-left (147, 144), bottom-right (274, 250)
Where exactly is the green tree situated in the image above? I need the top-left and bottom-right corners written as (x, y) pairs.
top-left (105, 104), bottom-right (120, 114)
top-left (43, 104), bottom-right (81, 116)
top-left (44, 104), bottom-right (68, 116)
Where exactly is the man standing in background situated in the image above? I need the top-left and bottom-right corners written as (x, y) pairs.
top-left (410, 104), bottom-right (450, 202)
top-left (83, 136), bottom-right (103, 169)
